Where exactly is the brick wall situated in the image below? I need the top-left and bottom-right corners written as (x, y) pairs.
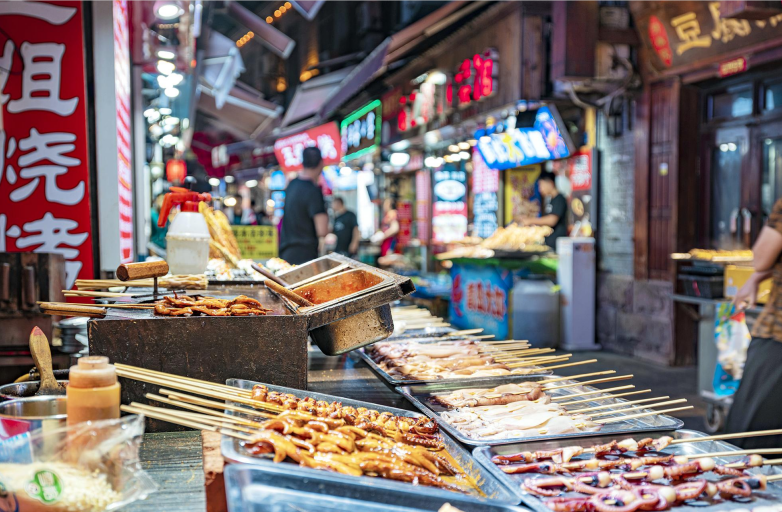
top-left (595, 107), bottom-right (675, 364)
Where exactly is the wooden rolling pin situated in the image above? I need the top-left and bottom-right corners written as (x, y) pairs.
top-left (117, 261), bottom-right (169, 281)
top-left (251, 262), bottom-right (289, 287)
top-left (264, 279), bottom-right (313, 308)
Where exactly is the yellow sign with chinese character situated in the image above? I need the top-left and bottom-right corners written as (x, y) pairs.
top-left (504, 165), bottom-right (541, 225)
top-left (232, 226), bottom-right (278, 260)
top-left (632, 1), bottom-right (782, 69)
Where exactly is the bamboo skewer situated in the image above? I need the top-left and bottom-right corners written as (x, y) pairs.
top-left (537, 360), bottom-right (597, 371)
top-left (158, 389), bottom-right (276, 418)
top-left (767, 474), bottom-right (782, 482)
top-left (116, 366), bottom-right (249, 398)
top-left (544, 375), bottom-right (634, 391)
top-left (586, 399), bottom-right (688, 419)
top-left (726, 457), bottom-right (782, 469)
top-left (63, 290), bottom-right (135, 298)
top-left (567, 396), bottom-right (671, 414)
top-left (129, 402), bottom-right (259, 433)
top-left (121, 404), bottom-right (255, 441)
top-left (38, 301), bottom-right (154, 310)
top-left (493, 348), bottom-right (552, 358)
top-left (669, 428), bottom-right (782, 445)
top-left (538, 371), bottom-right (616, 385)
top-left (485, 339), bottom-right (530, 345)
top-left (115, 368), bottom-right (282, 413)
top-left (146, 393), bottom-right (270, 427)
top-left (594, 405), bottom-right (693, 425)
top-left (115, 364), bottom-right (251, 396)
top-left (675, 448), bottom-right (782, 460)
top-left (550, 385), bottom-right (636, 401)
top-left (555, 389), bottom-right (651, 406)
top-left (506, 356), bottom-right (572, 368)
top-left (444, 329), bottom-right (485, 337)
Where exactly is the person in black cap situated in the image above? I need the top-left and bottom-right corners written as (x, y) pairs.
top-left (518, 170), bottom-right (568, 248)
top-left (279, 147), bottom-right (329, 264)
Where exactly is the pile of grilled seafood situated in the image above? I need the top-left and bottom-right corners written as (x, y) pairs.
top-left (244, 385), bottom-right (480, 493)
top-left (153, 295), bottom-right (272, 316)
top-left (434, 382), bottom-right (546, 408)
top-left (365, 341), bottom-right (544, 380)
top-left (492, 436), bottom-right (773, 511)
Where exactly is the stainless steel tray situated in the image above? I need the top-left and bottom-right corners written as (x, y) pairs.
top-left (221, 378), bottom-right (519, 505)
top-left (354, 347), bottom-right (552, 386)
top-left (472, 429), bottom-right (782, 511)
top-left (396, 376), bottom-right (684, 447)
top-left (225, 464), bottom-right (531, 512)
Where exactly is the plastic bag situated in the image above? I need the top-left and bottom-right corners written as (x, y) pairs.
top-left (0, 415), bottom-right (156, 512)
top-left (713, 302), bottom-right (751, 396)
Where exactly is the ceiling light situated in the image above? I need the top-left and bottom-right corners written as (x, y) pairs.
top-left (468, 139), bottom-right (478, 146)
top-left (389, 152), bottom-right (410, 167)
top-left (434, 157), bottom-right (444, 167)
top-left (720, 143), bottom-right (729, 152)
top-left (157, 49), bottom-right (176, 60)
top-left (266, 16), bottom-right (273, 23)
top-left (279, 6), bottom-right (286, 13)
top-left (144, 108), bottom-right (156, 117)
top-left (480, 135), bottom-right (491, 143)
top-left (274, 9), bottom-right (281, 17)
top-left (162, 116), bottom-right (180, 126)
top-left (391, 140), bottom-right (410, 152)
top-left (245, 179), bottom-right (258, 188)
top-left (224, 197), bottom-right (237, 207)
top-left (285, 1), bottom-right (292, 7)
top-left (164, 87), bottom-right (180, 98)
top-left (459, 151), bottom-right (470, 160)
top-left (224, 175), bottom-right (235, 183)
top-left (157, 60), bottom-right (176, 75)
top-left (156, 2), bottom-right (183, 19)
top-left (168, 72), bottom-right (184, 85)
top-left (159, 107), bottom-right (172, 115)
top-left (728, 142), bottom-right (737, 151)
top-left (448, 144), bottom-right (460, 152)
top-left (424, 157), bottom-right (437, 168)
top-left (458, 142), bottom-right (470, 150)
top-left (208, 178), bottom-right (220, 187)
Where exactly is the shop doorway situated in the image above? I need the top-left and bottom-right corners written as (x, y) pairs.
top-left (700, 70), bottom-right (782, 249)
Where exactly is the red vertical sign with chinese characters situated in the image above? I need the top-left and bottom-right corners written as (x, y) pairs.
top-left (114, 0), bottom-right (133, 263)
top-left (0, 1), bottom-right (94, 288)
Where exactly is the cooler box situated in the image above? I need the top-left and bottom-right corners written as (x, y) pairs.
top-left (724, 265), bottom-right (772, 305)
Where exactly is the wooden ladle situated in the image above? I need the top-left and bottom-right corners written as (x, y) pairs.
top-left (30, 326), bottom-right (66, 396)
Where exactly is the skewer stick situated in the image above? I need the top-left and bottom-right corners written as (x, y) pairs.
top-left (550, 385), bottom-right (636, 401)
top-left (444, 329), bottom-right (485, 337)
top-left (538, 371), bottom-right (616, 385)
top-left (486, 339), bottom-right (530, 344)
top-left (767, 474), bottom-right (782, 482)
top-left (63, 290), bottom-right (135, 297)
top-left (507, 356), bottom-right (572, 368)
top-left (129, 402), bottom-right (259, 433)
top-left (511, 353), bottom-right (573, 363)
top-left (38, 301), bottom-right (154, 310)
top-left (556, 389), bottom-right (651, 406)
top-left (146, 393), bottom-right (270, 427)
top-left (587, 399), bottom-right (688, 419)
top-left (116, 366), bottom-right (250, 399)
top-left (121, 404), bottom-right (255, 441)
top-left (492, 348), bottom-right (552, 358)
top-left (594, 405), bottom-right (693, 424)
top-left (544, 375), bottom-right (634, 391)
top-left (115, 364), bottom-right (251, 396)
top-left (482, 344), bottom-right (535, 352)
top-left (115, 369), bottom-right (282, 413)
top-left (537, 360), bottom-right (597, 371)
top-left (567, 396), bottom-right (671, 414)
top-left (726, 458), bottom-right (782, 468)
top-left (158, 389), bottom-right (277, 418)
top-left (669, 429), bottom-right (782, 445)
top-left (675, 448), bottom-right (782, 460)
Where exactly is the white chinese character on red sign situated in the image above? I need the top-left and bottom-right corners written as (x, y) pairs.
top-left (8, 43), bottom-right (78, 116)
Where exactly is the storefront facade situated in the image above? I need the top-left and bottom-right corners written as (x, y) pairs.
top-left (597, 1), bottom-right (782, 365)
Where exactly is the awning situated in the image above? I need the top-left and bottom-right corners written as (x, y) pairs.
top-left (279, 65), bottom-right (356, 128)
top-left (201, 31), bottom-right (246, 109)
top-left (198, 83), bottom-right (283, 139)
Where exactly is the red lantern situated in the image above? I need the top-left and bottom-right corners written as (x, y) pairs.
top-left (166, 159), bottom-right (186, 183)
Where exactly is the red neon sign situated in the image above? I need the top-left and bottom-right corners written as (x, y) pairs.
top-left (273, 122), bottom-right (341, 172)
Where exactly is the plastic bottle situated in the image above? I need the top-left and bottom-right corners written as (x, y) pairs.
top-left (159, 186), bottom-right (213, 275)
top-left (66, 356), bottom-right (121, 425)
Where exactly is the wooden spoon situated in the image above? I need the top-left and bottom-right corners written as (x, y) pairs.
top-left (30, 326), bottom-right (66, 396)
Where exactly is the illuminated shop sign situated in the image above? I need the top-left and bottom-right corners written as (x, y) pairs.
top-left (474, 106), bottom-right (573, 170)
top-left (341, 100), bottom-right (382, 161)
top-left (397, 48), bottom-right (498, 132)
top-left (274, 122), bottom-right (341, 172)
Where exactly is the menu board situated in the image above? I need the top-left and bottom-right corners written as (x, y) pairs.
top-left (471, 151), bottom-right (499, 238)
top-left (232, 226), bottom-right (278, 260)
top-left (432, 164), bottom-right (467, 243)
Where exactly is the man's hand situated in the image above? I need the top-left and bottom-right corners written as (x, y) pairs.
top-left (734, 274), bottom-right (761, 311)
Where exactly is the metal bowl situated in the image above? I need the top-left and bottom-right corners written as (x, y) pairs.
top-left (0, 380), bottom-right (69, 402)
top-left (0, 395), bottom-right (68, 440)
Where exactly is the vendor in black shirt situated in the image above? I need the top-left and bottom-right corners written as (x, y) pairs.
top-left (279, 147), bottom-right (329, 264)
top-left (518, 170), bottom-right (568, 249)
top-left (331, 196), bottom-right (360, 257)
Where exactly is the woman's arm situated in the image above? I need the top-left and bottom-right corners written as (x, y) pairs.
top-left (733, 226), bottom-right (782, 309)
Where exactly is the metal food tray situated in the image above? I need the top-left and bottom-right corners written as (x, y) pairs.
top-left (224, 464), bottom-right (531, 512)
top-left (396, 376), bottom-right (684, 447)
top-left (353, 348), bottom-right (552, 386)
top-left (473, 429), bottom-right (782, 511)
top-left (221, 379), bottom-right (519, 505)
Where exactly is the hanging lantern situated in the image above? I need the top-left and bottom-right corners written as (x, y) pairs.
top-left (166, 159), bottom-right (186, 183)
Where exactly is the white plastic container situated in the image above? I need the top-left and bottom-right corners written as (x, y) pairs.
top-left (511, 278), bottom-right (560, 348)
top-left (166, 211), bottom-right (210, 275)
